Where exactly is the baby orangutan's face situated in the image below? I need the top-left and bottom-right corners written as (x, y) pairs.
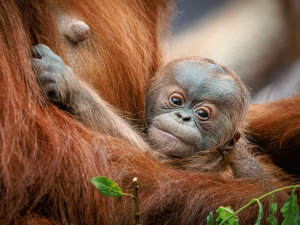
top-left (146, 59), bottom-right (248, 157)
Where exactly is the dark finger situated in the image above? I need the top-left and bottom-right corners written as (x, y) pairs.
top-left (32, 44), bottom-right (58, 59)
top-left (36, 71), bottom-right (56, 86)
top-left (32, 58), bottom-right (45, 74)
top-left (32, 47), bottom-right (42, 59)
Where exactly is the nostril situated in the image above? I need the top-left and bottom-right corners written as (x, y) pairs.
top-left (182, 116), bottom-right (191, 121)
top-left (175, 112), bottom-right (182, 118)
top-left (174, 111), bottom-right (191, 121)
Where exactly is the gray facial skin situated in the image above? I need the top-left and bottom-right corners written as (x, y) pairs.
top-left (146, 59), bottom-right (248, 157)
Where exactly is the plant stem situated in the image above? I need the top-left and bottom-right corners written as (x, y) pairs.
top-left (235, 185), bottom-right (300, 214)
top-left (132, 177), bottom-right (142, 225)
top-left (219, 185), bottom-right (300, 225)
top-left (122, 193), bottom-right (133, 197)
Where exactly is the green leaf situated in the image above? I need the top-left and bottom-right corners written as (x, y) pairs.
top-left (267, 194), bottom-right (278, 225)
top-left (207, 211), bottom-right (214, 225)
top-left (281, 188), bottom-right (300, 225)
top-left (215, 206), bottom-right (238, 225)
top-left (253, 199), bottom-right (263, 225)
top-left (91, 177), bottom-right (123, 197)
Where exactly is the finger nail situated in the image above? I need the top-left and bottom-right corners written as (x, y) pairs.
top-left (32, 48), bottom-right (43, 59)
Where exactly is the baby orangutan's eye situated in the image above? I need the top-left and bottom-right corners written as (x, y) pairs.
top-left (169, 93), bottom-right (184, 106)
top-left (195, 106), bottom-right (210, 120)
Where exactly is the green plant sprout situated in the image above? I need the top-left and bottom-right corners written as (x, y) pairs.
top-left (207, 185), bottom-right (300, 225)
top-left (91, 176), bottom-right (141, 225)
top-left (91, 177), bottom-right (300, 225)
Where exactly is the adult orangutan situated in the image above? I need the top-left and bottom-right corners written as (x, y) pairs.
top-left (0, 0), bottom-right (299, 225)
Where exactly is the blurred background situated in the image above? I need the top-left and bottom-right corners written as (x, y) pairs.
top-left (165, 0), bottom-right (300, 103)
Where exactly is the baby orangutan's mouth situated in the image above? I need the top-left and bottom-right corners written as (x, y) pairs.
top-left (150, 116), bottom-right (201, 151)
top-left (152, 124), bottom-right (189, 146)
top-left (157, 127), bottom-right (183, 141)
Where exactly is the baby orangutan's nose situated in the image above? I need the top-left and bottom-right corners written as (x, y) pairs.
top-left (175, 111), bottom-right (192, 121)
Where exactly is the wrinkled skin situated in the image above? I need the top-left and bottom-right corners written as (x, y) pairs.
top-left (33, 44), bottom-right (77, 105)
top-left (146, 59), bottom-right (248, 157)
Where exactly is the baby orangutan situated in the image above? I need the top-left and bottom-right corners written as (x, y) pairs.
top-left (32, 47), bottom-right (268, 180)
top-left (146, 57), bottom-right (267, 179)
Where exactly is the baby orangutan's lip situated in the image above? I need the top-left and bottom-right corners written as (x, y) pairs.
top-left (154, 126), bottom-right (186, 144)
top-left (151, 116), bottom-right (200, 148)
top-left (158, 128), bottom-right (180, 140)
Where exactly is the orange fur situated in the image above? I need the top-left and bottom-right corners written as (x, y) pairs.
top-left (54, 0), bottom-right (174, 123)
top-left (0, 0), bottom-right (297, 224)
top-left (247, 95), bottom-right (300, 174)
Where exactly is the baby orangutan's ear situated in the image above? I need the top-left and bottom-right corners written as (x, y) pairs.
top-left (219, 131), bottom-right (241, 152)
